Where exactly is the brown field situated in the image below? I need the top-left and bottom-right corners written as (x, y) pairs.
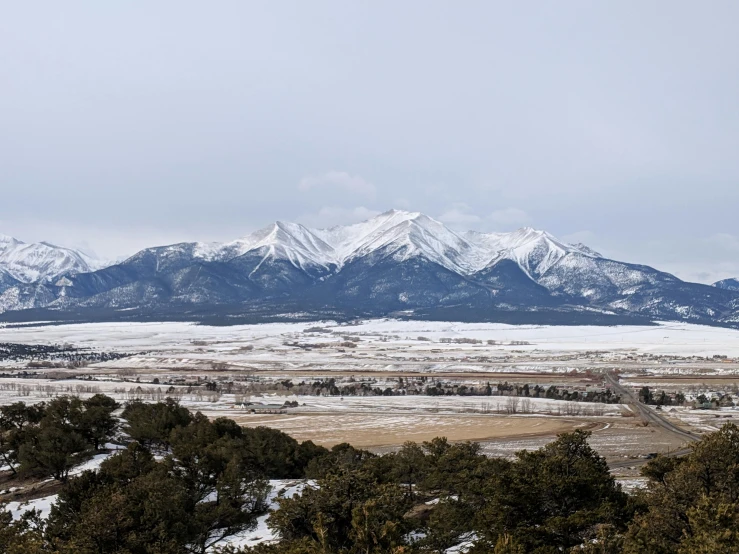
top-left (218, 412), bottom-right (588, 448)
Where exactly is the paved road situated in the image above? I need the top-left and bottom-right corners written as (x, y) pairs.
top-left (604, 372), bottom-right (699, 443)
top-left (604, 371), bottom-right (699, 469)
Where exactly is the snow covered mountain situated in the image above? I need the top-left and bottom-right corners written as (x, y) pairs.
top-left (714, 278), bottom-right (739, 292)
top-left (2, 211), bottom-right (739, 327)
top-left (190, 210), bottom-right (599, 276)
top-left (0, 235), bottom-right (104, 283)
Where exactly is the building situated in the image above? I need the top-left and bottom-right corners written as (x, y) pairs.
top-left (235, 402), bottom-right (288, 414)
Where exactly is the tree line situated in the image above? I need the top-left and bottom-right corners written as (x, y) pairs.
top-left (274, 377), bottom-right (621, 404)
top-left (0, 342), bottom-right (128, 365)
top-left (0, 395), bottom-right (118, 481)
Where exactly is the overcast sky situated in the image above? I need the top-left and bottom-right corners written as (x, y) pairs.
top-left (1, 1), bottom-right (738, 283)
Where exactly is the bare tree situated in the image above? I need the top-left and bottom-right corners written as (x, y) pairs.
top-left (505, 396), bottom-right (520, 414)
top-left (520, 398), bottom-right (532, 414)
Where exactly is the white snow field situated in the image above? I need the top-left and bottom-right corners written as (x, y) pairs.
top-left (6, 494), bottom-right (58, 521)
top-left (2, 319), bottom-right (739, 358)
top-left (0, 317), bottom-right (734, 458)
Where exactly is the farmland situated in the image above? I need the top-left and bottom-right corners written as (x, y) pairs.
top-left (2, 319), bottom-right (738, 467)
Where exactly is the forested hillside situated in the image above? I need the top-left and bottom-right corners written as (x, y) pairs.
top-left (2, 397), bottom-right (739, 553)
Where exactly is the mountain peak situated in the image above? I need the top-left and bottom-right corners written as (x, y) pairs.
top-left (2, 212), bottom-right (607, 287)
top-left (508, 226), bottom-right (558, 242)
top-left (379, 208), bottom-right (422, 219)
top-left (2, 210), bottom-right (738, 327)
top-left (0, 237), bottom-right (100, 283)
top-left (191, 212), bottom-right (603, 278)
top-left (713, 278), bottom-right (739, 291)
top-left (0, 234), bottom-right (22, 247)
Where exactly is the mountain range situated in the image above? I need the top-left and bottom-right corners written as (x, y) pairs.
top-left (2, 210), bottom-right (739, 326)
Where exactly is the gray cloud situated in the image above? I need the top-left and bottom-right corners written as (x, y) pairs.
top-left (438, 203), bottom-right (482, 227)
top-left (438, 204), bottom-right (532, 232)
top-left (487, 208), bottom-right (531, 229)
top-left (1, 1), bottom-right (738, 282)
top-left (298, 171), bottom-right (376, 199)
top-left (297, 206), bottom-right (381, 228)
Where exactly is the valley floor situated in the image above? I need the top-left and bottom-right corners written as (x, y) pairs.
top-left (2, 318), bottom-right (737, 473)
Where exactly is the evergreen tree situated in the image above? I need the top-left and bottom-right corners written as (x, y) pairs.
top-left (122, 398), bottom-right (193, 449)
top-left (624, 423), bottom-right (739, 553)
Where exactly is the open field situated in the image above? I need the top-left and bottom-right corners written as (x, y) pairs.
top-left (481, 420), bottom-right (687, 459)
top-left (2, 320), bottom-right (739, 375)
top-left (2, 319), bottom-right (738, 471)
top-left (222, 412), bottom-right (585, 448)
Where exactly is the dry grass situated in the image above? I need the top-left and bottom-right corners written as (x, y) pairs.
top-left (220, 412), bottom-right (584, 448)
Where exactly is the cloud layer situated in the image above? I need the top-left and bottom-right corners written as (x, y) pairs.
top-left (1, 2), bottom-right (738, 282)
top-left (298, 171), bottom-right (377, 199)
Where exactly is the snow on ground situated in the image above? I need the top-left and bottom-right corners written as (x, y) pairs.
top-left (0, 321), bottom-right (303, 353)
top-left (253, 393), bottom-right (625, 417)
top-left (2, 319), bottom-right (739, 358)
top-left (69, 448), bottom-right (123, 477)
top-left (0, 377), bottom-right (625, 418)
top-left (6, 494), bottom-right (58, 520)
top-left (617, 478), bottom-right (648, 493)
top-left (667, 406), bottom-right (738, 433)
top-left (211, 479), bottom-right (312, 551)
top-left (445, 533), bottom-right (477, 553)
top-left (3, 474), bottom-right (311, 553)
top-left (3, 445), bottom-right (124, 521)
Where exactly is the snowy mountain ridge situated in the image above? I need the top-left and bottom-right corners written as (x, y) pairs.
top-left (176, 210), bottom-right (602, 277)
top-left (3, 210), bottom-right (598, 282)
top-left (0, 236), bottom-right (104, 284)
top-left (2, 210), bottom-right (739, 328)
top-left (714, 278), bottom-right (739, 292)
